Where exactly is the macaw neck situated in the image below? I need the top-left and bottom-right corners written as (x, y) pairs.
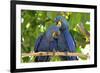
top-left (59, 22), bottom-right (69, 32)
top-left (62, 19), bottom-right (69, 28)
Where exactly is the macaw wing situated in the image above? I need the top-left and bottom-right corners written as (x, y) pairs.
top-left (57, 33), bottom-right (68, 52)
top-left (63, 29), bottom-right (76, 52)
top-left (34, 33), bottom-right (50, 52)
top-left (34, 33), bottom-right (51, 62)
top-left (34, 34), bottom-right (43, 52)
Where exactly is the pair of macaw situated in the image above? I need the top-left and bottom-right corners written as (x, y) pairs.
top-left (34, 16), bottom-right (77, 62)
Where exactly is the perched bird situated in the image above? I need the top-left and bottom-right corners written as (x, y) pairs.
top-left (34, 16), bottom-right (77, 62)
top-left (54, 16), bottom-right (78, 60)
top-left (34, 25), bottom-right (60, 62)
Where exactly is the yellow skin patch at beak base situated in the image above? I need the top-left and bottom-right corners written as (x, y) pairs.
top-left (52, 32), bottom-right (60, 38)
top-left (57, 21), bottom-right (62, 27)
top-left (52, 32), bottom-right (56, 37)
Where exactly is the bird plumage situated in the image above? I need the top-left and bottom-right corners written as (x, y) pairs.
top-left (34, 25), bottom-right (60, 62)
top-left (55, 16), bottom-right (77, 60)
top-left (34, 16), bottom-right (77, 62)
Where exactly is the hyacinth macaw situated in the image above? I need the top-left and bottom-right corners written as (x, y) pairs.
top-left (34, 25), bottom-right (60, 62)
top-left (54, 16), bottom-right (77, 60)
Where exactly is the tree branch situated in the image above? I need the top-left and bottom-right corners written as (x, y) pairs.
top-left (22, 52), bottom-right (89, 59)
top-left (77, 23), bottom-right (90, 39)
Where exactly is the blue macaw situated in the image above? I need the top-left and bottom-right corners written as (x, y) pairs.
top-left (54, 16), bottom-right (77, 60)
top-left (34, 25), bottom-right (60, 62)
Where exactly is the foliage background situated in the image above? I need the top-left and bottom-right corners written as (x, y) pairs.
top-left (21, 10), bottom-right (90, 63)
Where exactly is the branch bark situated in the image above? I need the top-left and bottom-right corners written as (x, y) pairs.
top-left (77, 23), bottom-right (90, 39)
top-left (22, 52), bottom-right (89, 59)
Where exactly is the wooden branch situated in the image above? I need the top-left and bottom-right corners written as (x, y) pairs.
top-left (22, 52), bottom-right (89, 59)
top-left (77, 23), bottom-right (90, 38)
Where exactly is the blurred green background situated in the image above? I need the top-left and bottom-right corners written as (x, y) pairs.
top-left (21, 10), bottom-right (90, 63)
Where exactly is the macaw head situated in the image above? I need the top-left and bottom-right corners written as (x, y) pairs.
top-left (46, 26), bottom-right (60, 40)
top-left (54, 16), bottom-right (69, 29)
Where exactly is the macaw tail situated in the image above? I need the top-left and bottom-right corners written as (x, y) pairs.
top-left (34, 56), bottom-right (51, 62)
top-left (60, 56), bottom-right (78, 61)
